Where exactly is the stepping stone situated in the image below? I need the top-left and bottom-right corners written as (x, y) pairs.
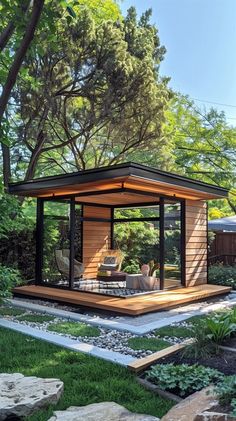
top-left (48, 402), bottom-right (160, 420)
top-left (0, 373), bottom-right (63, 420)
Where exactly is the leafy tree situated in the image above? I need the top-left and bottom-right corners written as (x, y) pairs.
top-left (163, 95), bottom-right (236, 214)
top-left (0, 0), bottom-right (45, 187)
top-left (10, 6), bottom-right (170, 180)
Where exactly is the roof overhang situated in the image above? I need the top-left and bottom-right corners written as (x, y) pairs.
top-left (8, 162), bottom-right (229, 204)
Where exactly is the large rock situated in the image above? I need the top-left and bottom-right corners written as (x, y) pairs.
top-left (0, 373), bottom-right (63, 420)
top-left (161, 387), bottom-right (232, 421)
top-left (48, 402), bottom-right (160, 421)
top-left (195, 410), bottom-right (236, 420)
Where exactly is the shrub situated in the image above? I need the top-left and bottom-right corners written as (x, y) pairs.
top-left (0, 264), bottom-right (22, 303)
top-left (213, 375), bottom-right (236, 417)
top-left (206, 315), bottom-right (235, 344)
top-left (183, 310), bottom-right (236, 358)
top-left (146, 363), bottom-right (222, 397)
top-left (208, 264), bottom-right (236, 289)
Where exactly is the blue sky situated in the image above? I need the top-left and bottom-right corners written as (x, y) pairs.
top-left (120, 0), bottom-right (236, 124)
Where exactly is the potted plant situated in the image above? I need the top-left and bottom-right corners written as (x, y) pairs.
top-left (140, 260), bottom-right (159, 290)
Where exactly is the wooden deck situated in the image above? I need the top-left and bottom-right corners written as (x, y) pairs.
top-left (13, 284), bottom-right (231, 316)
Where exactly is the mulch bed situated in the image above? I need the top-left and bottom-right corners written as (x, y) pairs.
top-left (223, 336), bottom-right (236, 349)
top-left (157, 349), bottom-right (236, 375)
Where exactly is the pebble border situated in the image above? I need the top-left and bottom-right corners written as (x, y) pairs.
top-left (0, 318), bottom-right (135, 366)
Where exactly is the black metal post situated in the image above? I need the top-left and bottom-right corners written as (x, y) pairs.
top-left (80, 205), bottom-right (84, 263)
top-left (159, 197), bottom-right (165, 290)
top-left (69, 198), bottom-right (75, 289)
top-left (110, 207), bottom-right (114, 249)
top-left (35, 198), bottom-right (44, 285)
top-left (180, 200), bottom-right (186, 286)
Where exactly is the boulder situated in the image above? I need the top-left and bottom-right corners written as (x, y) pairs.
top-left (161, 387), bottom-right (218, 421)
top-left (0, 373), bottom-right (63, 420)
top-left (48, 402), bottom-right (160, 421)
top-left (194, 409), bottom-right (236, 420)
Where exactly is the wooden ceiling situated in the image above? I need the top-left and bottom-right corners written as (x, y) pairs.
top-left (9, 170), bottom-right (228, 203)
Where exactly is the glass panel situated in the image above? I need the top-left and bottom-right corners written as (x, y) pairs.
top-left (114, 217), bottom-right (160, 276)
top-left (114, 206), bottom-right (160, 219)
top-left (42, 200), bottom-right (70, 287)
top-left (164, 200), bottom-right (182, 289)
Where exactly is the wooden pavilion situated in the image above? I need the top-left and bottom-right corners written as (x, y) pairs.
top-left (10, 162), bottom-right (231, 315)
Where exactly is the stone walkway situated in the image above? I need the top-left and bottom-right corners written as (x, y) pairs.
top-left (9, 293), bottom-right (236, 335)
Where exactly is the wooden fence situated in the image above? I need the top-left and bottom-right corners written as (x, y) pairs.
top-left (209, 231), bottom-right (236, 265)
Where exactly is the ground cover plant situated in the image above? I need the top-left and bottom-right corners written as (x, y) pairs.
top-left (0, 327), bottom-right (173, 421)
top-left (47, 321), bottom-right (100, 337)
top-left (146, 363), bottom-right (222, 398)
top-left (213, 375), bottom-right (236, 417)
top-left (127, 337), bottom-right (171, 352)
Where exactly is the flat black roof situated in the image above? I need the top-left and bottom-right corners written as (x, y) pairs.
top-left (8, 162), bottom-right (229, 198)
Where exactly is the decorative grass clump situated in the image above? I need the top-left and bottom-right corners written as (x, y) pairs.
top-left (0, 306), bottom-right (26, 317)
top-left (128, 337), bottom-right (171, 352)
top-left (0, 327), bottom-right (173, 420)
top-left (48, 321), bottom-right (100, 337)
top-left (16, 314), bottom-right (55, 323)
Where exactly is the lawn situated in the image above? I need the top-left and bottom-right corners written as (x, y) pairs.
top-left (17, 314), bottom-right (55, 323)
top-left (0, 327), bottom-right (173, 421)
top-left (47, 321), bottom-right (100, 337)
top-left (128, 337), bottom-right (171, 352)
top-left (0, 306), bottom-right (26, 316)
top-left (154, 315), bottom-right (205, 339)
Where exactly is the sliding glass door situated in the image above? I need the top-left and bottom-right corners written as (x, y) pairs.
top-left (163, 199), bottom-right (183, 289)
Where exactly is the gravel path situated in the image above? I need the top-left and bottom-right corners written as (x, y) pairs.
top-left (1, 308), bottom-right (186, 358)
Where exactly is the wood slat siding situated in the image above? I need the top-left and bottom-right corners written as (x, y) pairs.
top-left (185, 200), bottom-right (207, 286)
top-left (82, 206), bottom-right (111, 279)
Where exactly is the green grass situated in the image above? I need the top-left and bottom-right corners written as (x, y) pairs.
top-left (155, 324), bottom-right (193, 339)
top-left (154, 316), bottom-right (204, 339)
top-left (48, 321), bottom-right (100, 337)
top-left (0, 327), bottom-right (173, 421)
top-left (128, 337), bottom-right (171, 352)
top-left (16, 314), bottom-right (55, 323)
top-left (0, 306), bottom-right (26, 316)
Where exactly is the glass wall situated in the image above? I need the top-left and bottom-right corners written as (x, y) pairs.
top-left (42, 200), bottom-right (71, 287)
top-left (113, 206), bottom-right (160, 276)
top-left (163, 200), bottom-right (182, 288)
top-left (113, 201), bottom-right (183, 289)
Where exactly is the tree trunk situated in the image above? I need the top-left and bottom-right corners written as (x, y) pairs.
top-left (1, 143), bottom-right (11, 188)
top-left (0, 0), bottom-right (45, 188)
top-left (0, 0), bottom-right (31, 52)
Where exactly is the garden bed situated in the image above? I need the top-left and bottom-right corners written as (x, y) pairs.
top-left (157, 348), bottom-right (235, 375)
top-left (223, 336), bottom-right (236, 350)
